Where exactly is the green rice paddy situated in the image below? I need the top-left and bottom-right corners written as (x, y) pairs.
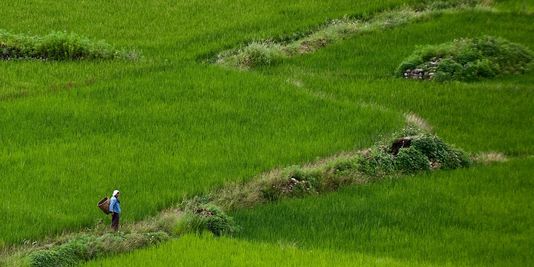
top-left (1, 0), bottom-right (533, 266)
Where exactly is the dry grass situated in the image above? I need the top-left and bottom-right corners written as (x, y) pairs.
top-left (405, 112), bottom-right (432, 132)
top-left (474, 152), bottom-right (508, 164)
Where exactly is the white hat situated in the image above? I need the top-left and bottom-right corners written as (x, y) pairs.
top-left (112, 190), bottom-right (120, 197)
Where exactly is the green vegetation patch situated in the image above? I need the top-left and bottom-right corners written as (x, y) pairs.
top-left (358, 128), bottom-right (471, 176)
top-left (177, 198), bottom-right (240, 236)
top-left (398, 36), bottom-right (534, 81)
top-left (0, 30), bottom-right (138, 60)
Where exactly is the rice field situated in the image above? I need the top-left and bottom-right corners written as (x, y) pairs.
top-left (1, 0), bottom-right (412, 244)
top-left (1, 0), bottom-right (533, 266)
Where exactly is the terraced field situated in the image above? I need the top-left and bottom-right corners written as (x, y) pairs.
top-left (1, 0), bottom-right (533, 266)
top-left (1, 0), bottom-right (412, 244)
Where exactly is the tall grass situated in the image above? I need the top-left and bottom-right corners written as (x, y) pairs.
top-left (0, 69), bottom-right (402, 244)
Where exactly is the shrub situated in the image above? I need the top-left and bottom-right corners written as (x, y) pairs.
top-left (440, 147), bottom-right (472, 169)
top-left (177, 201), bottom-right (239, 236)
top-left (411, 134), bottom-right (443, 161)
top-left (358, 148), bottom-right (395, 176)
top-left (358, 129), bottom-right (471, 177)
top-left (395, 147), bottom-right (431, 173)
top-left (0, 29), bottom-right (137, 60)
top-left (331, 157), bottom-right (359, 176)
top-left (397, 36), bottom-right (533, 81)
top-left (28, 235), bottom-right (94, 267)
top-left (410, 134), bottom-right (471, 169)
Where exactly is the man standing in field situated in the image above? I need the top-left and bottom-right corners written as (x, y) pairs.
top-left (109, 190), bottom-right (121, 231)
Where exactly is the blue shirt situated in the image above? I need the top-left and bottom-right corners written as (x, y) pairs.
top-left (109, 196), bottom-right (121, 214)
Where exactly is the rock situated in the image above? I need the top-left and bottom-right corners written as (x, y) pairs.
top-left (390, 137), bottom-right (412, 156)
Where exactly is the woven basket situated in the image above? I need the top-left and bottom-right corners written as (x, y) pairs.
top-left (97, 197), bottom-right (110, 215)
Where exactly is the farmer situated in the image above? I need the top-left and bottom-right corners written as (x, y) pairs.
top-left (109, 190), bottom-right (121, 231)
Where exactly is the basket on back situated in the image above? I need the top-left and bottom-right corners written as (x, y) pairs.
top-left (97, 197), bottom-right (111, 214)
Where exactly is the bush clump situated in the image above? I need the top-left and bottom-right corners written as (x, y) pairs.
top-left (358, 149), bottom-right (396, 176)
top-left (411, 134), bottom-right (471, 169)
top-left (397, 36), bottom-right (533, 81)
top-left (395, 146), bottom-right (430, 173)
top-left (216, 42), bottom-right (285, 69)
top-left (177, 199), bottom-right (239, 236)
top-left (358, 130), bottom-right (470, 176)
top-left (0, 29), bottom-right (138, 61)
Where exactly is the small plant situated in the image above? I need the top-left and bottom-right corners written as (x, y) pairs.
top-left (395, 146), bottom-right (431, 173)
top-left (28, 235), bottom-right (93, 267)
top-left (398, 36), bottom-right (533, 81)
